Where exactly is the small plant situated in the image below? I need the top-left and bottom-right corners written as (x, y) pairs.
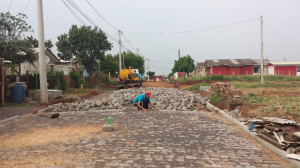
top-left (100, 73), bottom-right (110, 84)
top-left (271, 104), bottom-right (278, 111)
top-left (210, 91), bottom-right (226, 103)
top-left (243, 93), bottom-right (265, 104)
top-left (286, 107), bottom-right (291, 113)
top-left (69, 70), bottom-right (80, 88)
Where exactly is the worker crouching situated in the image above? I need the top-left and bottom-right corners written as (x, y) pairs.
top-left (133, 91), bottom-right (155, 111)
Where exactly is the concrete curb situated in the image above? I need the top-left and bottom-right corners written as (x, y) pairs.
top-left (206, 101), bottom-right (300, 168)
top-left (0, 115), bottom-right (20, 125)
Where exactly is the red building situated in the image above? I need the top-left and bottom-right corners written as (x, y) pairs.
top-left (268, 62), bottom-right (300, 76)
top-left (149, 76), bottom-right (162, 81)
top-left (204, 59), bottom-right (269, 76)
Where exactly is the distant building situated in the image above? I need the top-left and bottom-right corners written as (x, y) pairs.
top-left (194, 59), bottom-right (270, 76)
top-left (268, 62), bottom-right (300, 76)
top-left (20, 48), bottom-right (79, 75)
top-left (173, 72), bottom-right (185, 79)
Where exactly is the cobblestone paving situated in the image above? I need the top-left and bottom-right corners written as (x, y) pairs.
top-left (0, 109), bottom-right (291, 167)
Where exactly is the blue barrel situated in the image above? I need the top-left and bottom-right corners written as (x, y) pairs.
top-left (11, 85), bottom-right (25, 103)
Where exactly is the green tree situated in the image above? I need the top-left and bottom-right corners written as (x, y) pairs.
top-left (56, 25), bottom-right (112, 77)
top-left (26, 35), bottom-right (54, 49)
top-left (147, 71), bottom-right (155, 77)
top-left (0, 12), bottom-right (36, 75)
top-left (171, 55), bottom-right (195, 75)
top-left (100, 53), bottom-right (119, 74)
top-left (123, 51), bottom-right (145, 75)
top-left (0, 12), bottom-right (32, 40)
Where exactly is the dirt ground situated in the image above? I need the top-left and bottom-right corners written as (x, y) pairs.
top-left (0, 89), bottom-right (104, 121)
top-left (142, 81), bottom-right (194, 90)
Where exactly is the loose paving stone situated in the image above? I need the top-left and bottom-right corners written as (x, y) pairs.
top-left (0, 108), bottom-right (291, 167)
top-left (47, 87), bottom-right (207, 112)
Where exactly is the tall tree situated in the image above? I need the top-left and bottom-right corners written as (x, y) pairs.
top-left (0, 12), bottom-right (32, 40)
top-left (56, 25), bottom-right (112, 77)
top-left (171, 55), bottom-right (195, 75)
top-left (147, 71), bottom-right (155, 77)
top-left (0, 12), bottom-right (36, 75)
top-left (100, 54), bottom-right (119, 74)
top-left (123, 51), bottom-right (145, 75)
top-left (26, 35), bottom-right (54, 49)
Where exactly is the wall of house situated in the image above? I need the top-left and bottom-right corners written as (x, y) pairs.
top-left (240, 65), bottom-right (253, 75)
top-left (211, 66), bottom-right (230, 75)
top-left (210, 66), bottom-right (254, 76)
top-left (274, 66), bottom-right (297, 76)
top-left (229, 66), bottom-right (241, 75)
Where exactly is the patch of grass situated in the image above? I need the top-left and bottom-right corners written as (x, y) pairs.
top-left (4, 101), bottom-right (30, 107)
top-left (64, 88), bottom-right (89, 94)
top-left (243, 93), bottom-right (267, 104)
top-left (232, 82), bottom-right (300, 88)
top-left (210, 92), bottom-right (226, 103)
top-left (28, 89), bottom-right (36, 93)
top-left (185, 83), bottom-right (210, 91)
top-left (180, 75), bottom-right (300, 83)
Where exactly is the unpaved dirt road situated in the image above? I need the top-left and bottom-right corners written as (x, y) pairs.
top-left (142, 81), bottom-right (194, 90)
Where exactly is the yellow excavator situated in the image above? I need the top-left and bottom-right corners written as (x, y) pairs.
top-left (117, 66), bottom-right (142, 89)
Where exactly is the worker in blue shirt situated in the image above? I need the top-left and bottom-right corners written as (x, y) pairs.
top-left (133, 91), bottom-right (155, 111)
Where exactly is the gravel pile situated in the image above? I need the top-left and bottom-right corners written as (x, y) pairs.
top-left (47, 87), bottom-right (206, 112)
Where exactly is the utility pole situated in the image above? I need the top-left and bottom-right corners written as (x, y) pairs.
top-left (37, 0), bottom-right (48, 103)
top-left (260, 16), bottom-right (264, 84)
top-left (118, 30), bottom-right (122, 72)
top-left (145, 59), bottom-right (149, 80)
top-left (178, 49), bottom-right (180, 72)
top-left (136, 48), bottom-right (139, 56)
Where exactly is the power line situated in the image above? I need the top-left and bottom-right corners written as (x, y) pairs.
top-left (61, 0), bottom-right (86, 25)
top-left (125, 17), bottom-right (259, 35)
top-left (65, 0), bottom-right (118, 43)
top-left (120, 34), bottom-right (175, 60)
top-left (149, 59), bottom-right (173, 65)
top-left (121, 33), bottom-right (137, 51)
top-left (85, 0), bottom-right (119, 31)
top-left (124, 33), bottom-right (177, 51)
top-left (8, 0), bottom-right (14, 12)
top-left (22, 0), bottom-right (31, 13)
top-left (62, 0), bottom-right (178, 64)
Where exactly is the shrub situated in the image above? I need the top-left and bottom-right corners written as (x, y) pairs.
top-left (47, 70), bottom-right (67, 91)
top-left (69, 70), bottom-right (80, 88)
top-left (210, 91), bottom-right (226, 103)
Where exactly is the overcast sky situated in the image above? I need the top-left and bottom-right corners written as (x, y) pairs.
top-left (1, 0), bottom-right (300, 75)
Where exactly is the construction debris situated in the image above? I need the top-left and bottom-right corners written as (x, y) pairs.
top-left (249, 117), bottom-right (300, 154)
top-left (208, 82), bottom-right (243, 106)
top-left (47, 87), bottom-right (206, 112)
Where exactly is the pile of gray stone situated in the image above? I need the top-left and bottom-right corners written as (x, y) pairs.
top-left (47, 87), bottom-right (206, 112)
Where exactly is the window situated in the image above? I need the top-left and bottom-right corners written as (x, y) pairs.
top-left (233, 66), bottom-right (237, 70)
top-left (254, 67), bottom-right (259, 73)
top-left (297, 67), bottom-right (300, 72)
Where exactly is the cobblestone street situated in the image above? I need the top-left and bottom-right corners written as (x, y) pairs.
top-left (0, 109), bottom-right (291, 167)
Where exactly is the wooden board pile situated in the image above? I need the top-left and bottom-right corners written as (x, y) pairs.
top-left (209, 82), bottom-right (242, 104)
top-left (249, 117), bottom-right (300, 154)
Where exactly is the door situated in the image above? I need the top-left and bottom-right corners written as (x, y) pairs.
top-left (268, 66), bottom-right (274, 75)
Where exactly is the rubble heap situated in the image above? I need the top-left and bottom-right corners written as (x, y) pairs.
top-left (47, 87), bottom-right (206, 112)
top-left (249, 117), bottom-right (300, 154)
top-left (209, 82), bottom-right (243, 105)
